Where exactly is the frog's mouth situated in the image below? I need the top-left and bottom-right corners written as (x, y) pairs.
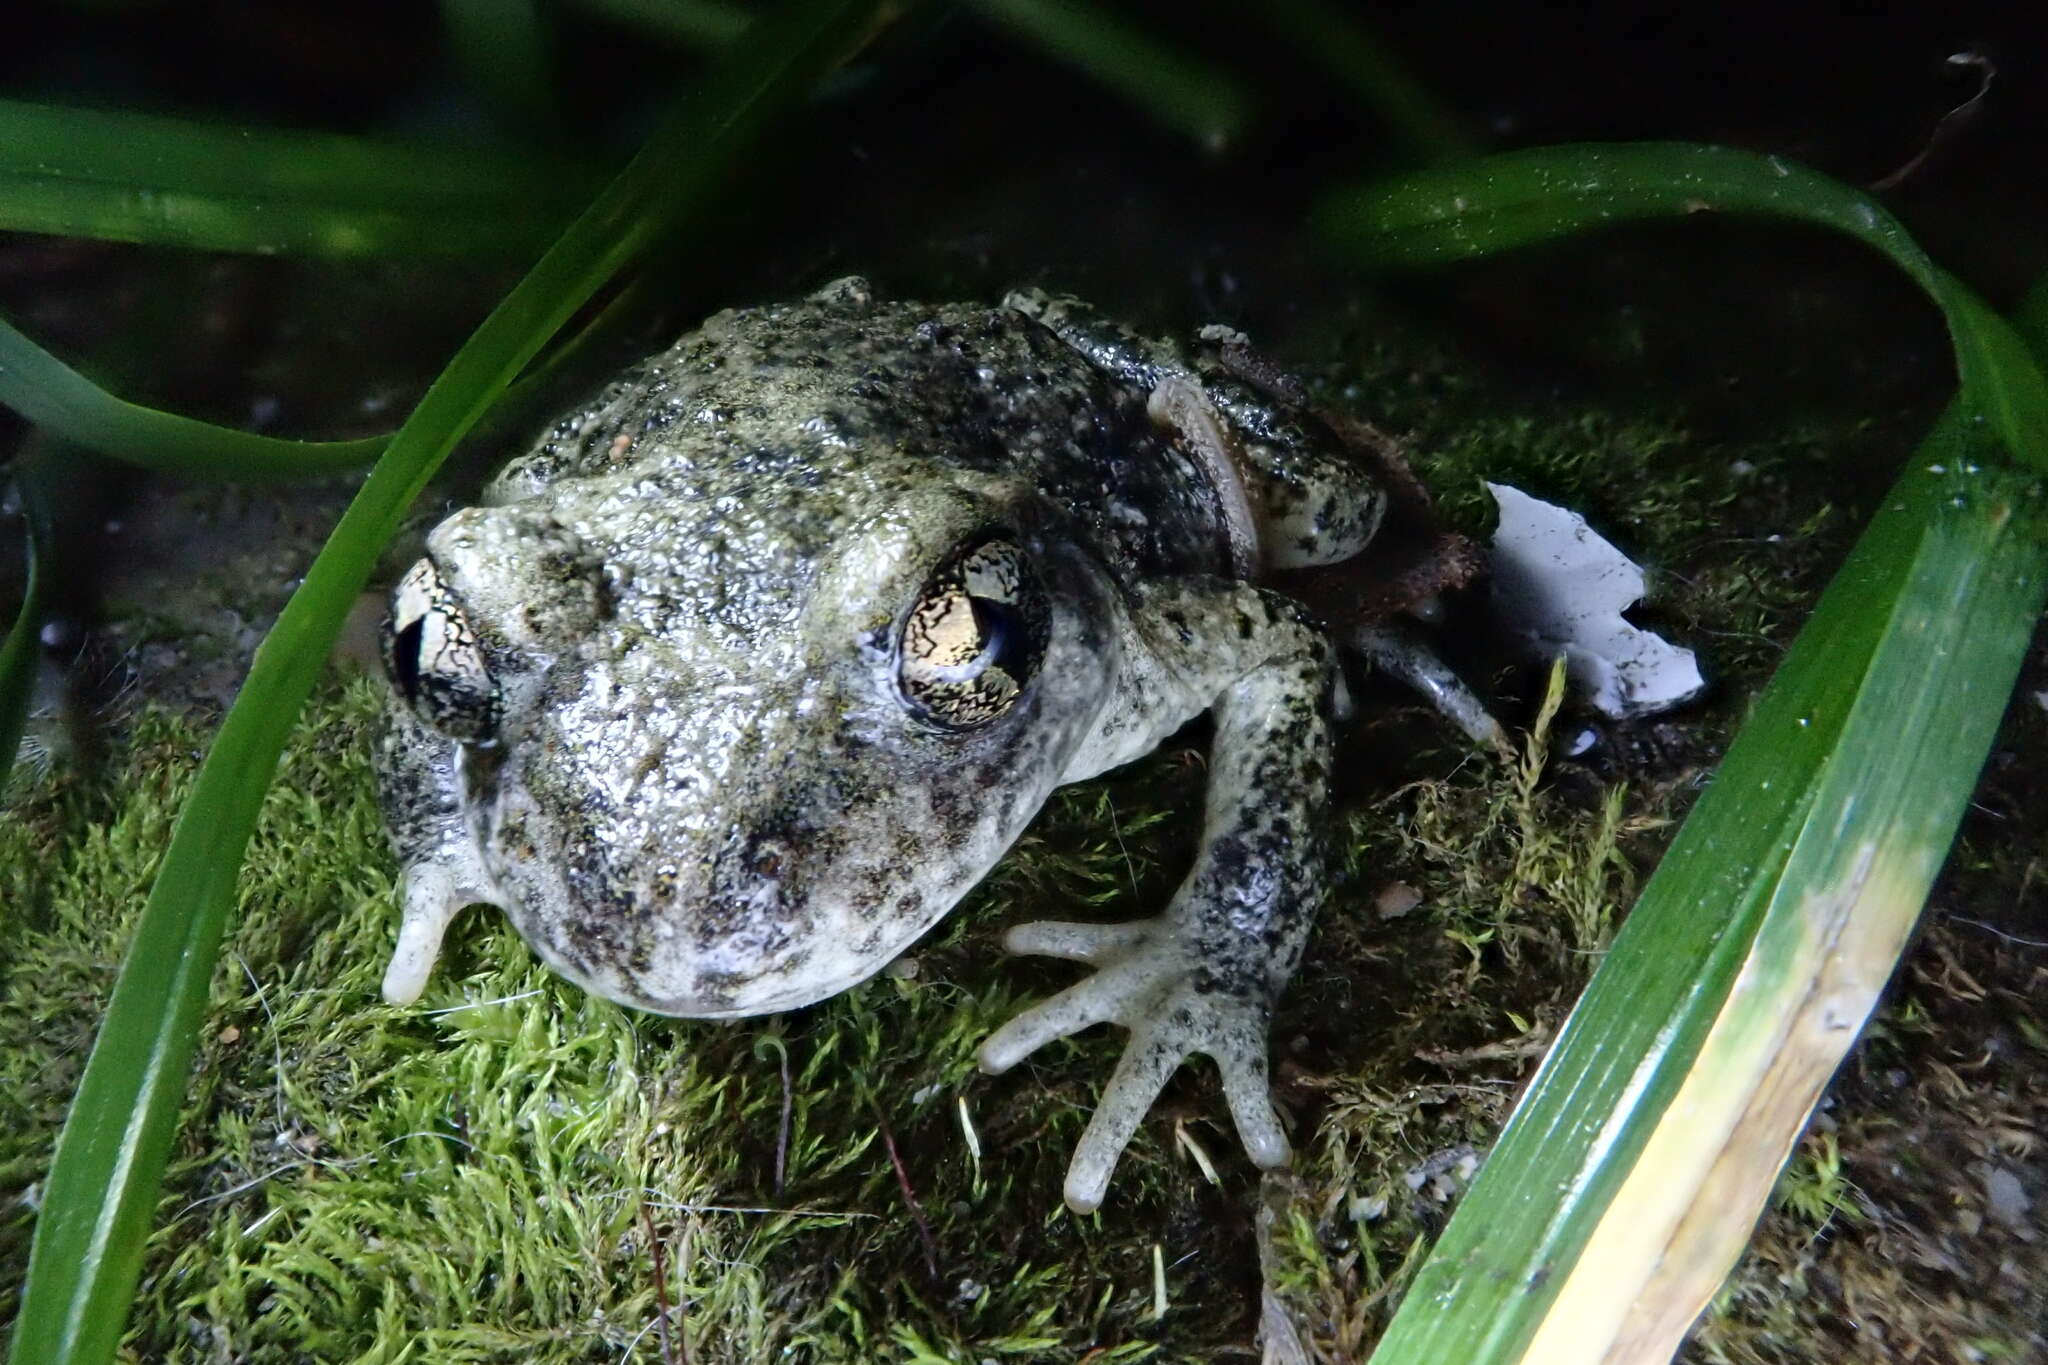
top-left (479, 738), bottom-right (1046, 1022)
top-left (514, 857), bottom-right (990, 1021)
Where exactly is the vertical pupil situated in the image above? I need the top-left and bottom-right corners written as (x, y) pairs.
top-left (896, 539), bottom-right (1044, 729)
top-left (392, 618), bottom-right (426, 701)
top-left (972, 597), bottom-right (1013, 670)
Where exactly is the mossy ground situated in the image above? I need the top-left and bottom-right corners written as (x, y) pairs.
top-left (4, 359), bottom-right (2045, 1362)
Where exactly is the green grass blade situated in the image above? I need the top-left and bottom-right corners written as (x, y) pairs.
top-left (0, 267), bottom-right (650, 479)
top-left (0, 454), bottom-right (54, 797)
top-left (5, 3), bottom-right (886, 1361)
top-left (1319, 142), bottom-right (2048, 474)
top-left (1365, 293), bottom-right (2048, 1359)
top-left (968, 0), bottom-right (1249, 148)
top-left (0, 313), bottom-right (386, 477)
top-left (0, 98), bottom-right (594, 256)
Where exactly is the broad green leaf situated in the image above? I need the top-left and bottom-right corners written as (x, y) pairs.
top-left (1375, 398), bottom-right (2045, 1364)
top-left (0, 265), bottom-right (651, 479)
top-left (1321, 142), bottom-right (2048, 475)
top-left (5, 3), bottom-right (888, 1361)
top-left (1244, 0), bottom-right (1475, 164)
top-left (0, 97), bottom-right (593, 256)
top-left (565, 0), bottom-right (753, 46)
top-left (1347, 150), bottom-right (2048, 1358)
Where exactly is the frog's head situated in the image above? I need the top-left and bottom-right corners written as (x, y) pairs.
top-left (384, 472), bottom-right (1123, 1018)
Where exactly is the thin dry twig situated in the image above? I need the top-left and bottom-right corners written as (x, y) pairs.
top-left (872, 1097), bottom-right (940, 1280)
top-left (754, 1034), bottom-right (794, 1196)
top-left (641, 1203), bottom-right (678, 1365)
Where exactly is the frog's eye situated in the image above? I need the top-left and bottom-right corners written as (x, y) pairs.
top-left (898, 538), bottom-right (1048, 731)
top-left (384, 558), bottom-right (502, 744)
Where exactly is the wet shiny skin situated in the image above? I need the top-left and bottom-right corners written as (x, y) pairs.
top-left (376, 278), bottom-right (1414, 1211)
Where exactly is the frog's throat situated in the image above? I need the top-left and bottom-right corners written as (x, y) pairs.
top-left (1146, 376), bottom-right (1262, 579)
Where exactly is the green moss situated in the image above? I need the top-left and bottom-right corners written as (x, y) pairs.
top-left (1, 680), bottom-right (1263, 1360)
top-left (5, 372), bottom-right (2043, 1360)
top-left (0, 659), bottom-right (1642, 1360)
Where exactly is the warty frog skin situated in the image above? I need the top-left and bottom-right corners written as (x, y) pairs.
top-left (375, 277), bottom-right (1491, 1212)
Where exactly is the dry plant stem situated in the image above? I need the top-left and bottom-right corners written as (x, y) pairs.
top-left (873, 1096), bottom-right (940, 1280)
top-left (755, 1033), bottom-right (793, 1196)
top-left (641, 1202), bottom-right (677, 1365)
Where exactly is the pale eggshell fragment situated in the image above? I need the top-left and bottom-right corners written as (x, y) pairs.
top-left (1487, 482), bottom-right (1705, 719)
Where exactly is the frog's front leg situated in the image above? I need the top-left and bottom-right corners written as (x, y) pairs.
top-left (978, 581), bottom-right (1335, 1212)
top-left (375, 705), bottom-right (504, 1005)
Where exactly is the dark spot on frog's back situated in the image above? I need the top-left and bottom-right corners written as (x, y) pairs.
top-left (891, 829), bottom-right (923, 867)
top-left (555, 858), bottom-right (633, 972)
top-left (498, 813), bottom-right (538, 862)
top-left (1206, 831), bottom-right (1252, 880)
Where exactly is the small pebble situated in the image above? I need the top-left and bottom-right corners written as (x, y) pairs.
top-left (1375, 882), bottom-right (1422, 918)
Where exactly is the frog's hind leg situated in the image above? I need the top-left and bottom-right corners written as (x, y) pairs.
top-left (1006, 288), bottom-right (1392, 577)
top-left (1351, 622), bottom-right (1507, 753)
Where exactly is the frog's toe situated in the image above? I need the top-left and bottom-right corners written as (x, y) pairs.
top-left (1057, 1002), bottom-right (1287, 1209)
top-left (1001, 918), bottom-right (1155, 964)
top-left (984, 907), bottom-right (1297, 1206)
top-left (1351, 623), bottom-right (1506, 752)
top-left (382, 858), bottom-right (495, 1006)
top-left (977, 956), bottom-right (1150, 1073)
top-left (1063, 1029), bottom-right (1184, 1212)
top-left (383, 864), bottom-right (459, 1005)
top-left (1214, 1030), bottom-right (1289, 1168)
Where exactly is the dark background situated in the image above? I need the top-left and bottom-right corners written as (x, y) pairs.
top-left (8, 0), bottom-right (2047, 717)
top-left (5, 4), bottom-right (2047, 1358)
top-left (5, 1), bottom-right (2046, 417)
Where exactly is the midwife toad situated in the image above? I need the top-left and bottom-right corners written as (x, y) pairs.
top-left (377, 278), bottom-right (1490, 1211)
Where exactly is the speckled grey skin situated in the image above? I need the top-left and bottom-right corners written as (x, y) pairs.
top-left (376, 277), bottom-right (1460, 1212)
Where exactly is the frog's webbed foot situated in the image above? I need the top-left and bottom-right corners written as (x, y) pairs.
top-left (979, 916), bottom-right (1288, 1213)
top-left (981, 580), bottom-right (1330, 1212)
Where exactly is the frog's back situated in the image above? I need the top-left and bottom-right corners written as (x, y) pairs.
top-left (492, 279), bottom-right (1234, 583)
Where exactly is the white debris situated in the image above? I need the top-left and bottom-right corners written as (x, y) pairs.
top-left (1978, 1163), bottom-right (2033, 1238)
top-left (1487, 483), bottom-right (1705, 719)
